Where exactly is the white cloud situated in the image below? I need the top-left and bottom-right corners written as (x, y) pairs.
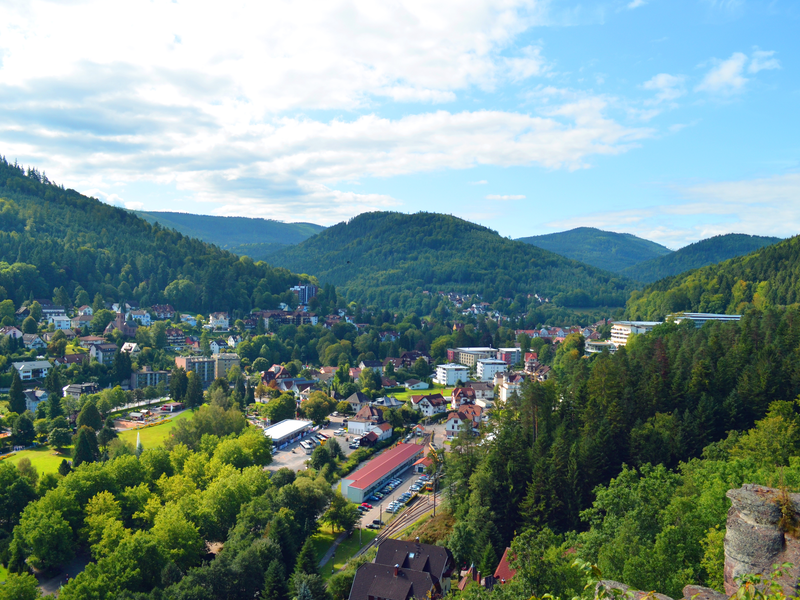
top-left (504, 45), bottom-right (550, 82)
top-left (627, 0), bottom-right (647, 9)
top-left (470, 180), bottom-right (489, 185)
top-left (643, 73), bottom-right (686, 103)
top-left (749, 50), bottom-right (781, 74)
top-left (486, 194), bottom-right (526, 200)
top-left (696, 52), bottom-right (748, 94)
top-left (545, 172), bottom-right (800, 248)
top-left (85, 189), bottom-right (144, 211)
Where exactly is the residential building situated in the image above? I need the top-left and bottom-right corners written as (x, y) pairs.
top-left (42, 305), bottom-right (67, 318)
top-left (150, 304), bottom-right (175, 319)
top-left (476, 358), bottom-right (507, 382)
top-left (49, 315), bottom-right (72, 330)
top-left (130, 366), bottom-right (171, 390)
top-left (344, 391), bottom-right (372, 413)
top-left (54, 353), bottom-right (88, 367)
top-left (404, 378), bottom-right (429, 390)
top-left (71, 315), bottom-right (93, 331)
top-left (446, 347), bottom-right (496, 367)
top-left (12, 360), bottom-right (52, 381)
top-left (358, 360), bottom-right (383, 373)
top-left (450, 387), bottom-right (476, 409)
top-left (174, 356), bottom-right (215, 385)
top-left (372, 396), bottom-right (403, 409)
top-left (610, 321), bottom-right (661, 348)
top-left (399, 350), bottom-right (431, 368)
top-left (214, 353), bottom-right (240, 379)
top-left (208, 312), bottom-right (229, 329)
top-left (445, 405), bottom-right (485, 438)
top-left (0, 326), bottom-right (23, 339)
top-left (465, 381), bottom-right (494, 401)
top-left (347, 405), bottom-right (385, 436)
top-left (78, 335), bottom-right (105, 348)
top-left (166, 328), bottom-right (185, 347)
top-left (435, 363), bottom-right (469, 386)
top-left (585, 340), bottom-right (617, 355)
top-left (121, 342), bottom-right (140, 356)
top-left (348, 539), bottom-right (455, 600)
top-left (497, 372), bottom-right (526, 403)
top-left (22, 334), bottom-right (46, 349)
top-left (410, 393), bottom-right (448, 417)
top-left (496, 347), bottom-right (522, 366)
top-left (667, 312), bottom-right (742, 328)
top-left (494, 548), bottom-right (517, 584)
top-left (128, 310), bottom-right (151, 326)
top-left (289, 284), bottom-right (318, 305)
top-left (23, 389), bottom-right (48, 413)
top-left (209, 340), bottom-right (225, 355)
top-left (90, 343), bottom-right (119, 365)
top-left (63, 382), bottom-right (100, 399)
top-left (77, 305), bottom-right (93, 316)
top-left (180, 314), bottom-right (197, 326)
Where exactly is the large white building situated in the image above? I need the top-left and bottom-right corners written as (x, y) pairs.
top-left (435, 363), bottom-right (469, 386)
top-left (476, 358), bottom-right (507, 382)
top-left (610, 321), bottom-right (661, 348)
top-left (446, 347), bottom-right (496, 367)
top-left (667, 313), bottom-right (742, 328)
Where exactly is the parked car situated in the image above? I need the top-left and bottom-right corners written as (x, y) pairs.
top-left (372, 519), bottom-right (384, 526)
top-left (366, 523), bottom-right (380, 529)
top-left (361, 503), bottom-right (373, 509)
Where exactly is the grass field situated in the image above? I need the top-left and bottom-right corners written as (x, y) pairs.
top-left (3, 445), bottom-right (71, 473)
top-left (311, 528), bottom-right (378, 580)
top-left (118, 410), bottom-right (192, 449)
top-left (390, 385), bottom-right (456, 403)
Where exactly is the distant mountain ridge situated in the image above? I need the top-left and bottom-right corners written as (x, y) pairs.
top-left (516, 227), bottom-right (672, 273)
top-left (269, 211), bottom-right (636, 309)
top-left (619, 233), bottom-right (782, 283)
top-left (134, 211), bottom-right (325, 258)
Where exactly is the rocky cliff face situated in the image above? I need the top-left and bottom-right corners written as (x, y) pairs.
top-left (724, 484), bottom-right (800, 597)
top-left (597, 484), bottom-right (800, 600)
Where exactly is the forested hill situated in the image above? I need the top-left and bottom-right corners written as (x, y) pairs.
top-left (620, 233), bottom-right (782, 283)
top-left (626, 234), bottom-right (800, 320)
top-left (134, 211), bottom-right (325, 259)
top-left (0, 158), bottom-right (307, 313)
top-left (268, 211), bottom-right (636, 309)
top-left (516, 227), bottom-right (672, 272)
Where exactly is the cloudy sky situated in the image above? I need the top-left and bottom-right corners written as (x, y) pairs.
top-left (1, 0), bottom-right (797, 247)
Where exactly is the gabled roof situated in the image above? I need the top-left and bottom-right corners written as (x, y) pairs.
top-left (374, 539), bottom-right (454, 581)
top-left (493, 547), bottom-right (517, 583)
top-left (350, 563), bottom-right (437, 600)
top-left (354, 404), bottom-right (384, 422)
top-left (346, 391), bottom-right (372, 405)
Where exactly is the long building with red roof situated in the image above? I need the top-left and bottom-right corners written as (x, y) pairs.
top-left (340, 443), bottom-right (424, 503)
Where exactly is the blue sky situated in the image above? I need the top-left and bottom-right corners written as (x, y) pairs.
top-left (1, 0), bottom-right (797, 248)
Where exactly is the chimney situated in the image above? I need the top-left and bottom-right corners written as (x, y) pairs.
top-left (415, 536), bottom-right (420, 545)
top-left (394, 564), bottom-right (400, 577)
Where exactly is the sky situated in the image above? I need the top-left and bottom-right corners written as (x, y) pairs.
top-left (0, 0), bottom-right (797, 248)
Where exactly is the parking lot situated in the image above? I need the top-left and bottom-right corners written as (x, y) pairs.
top-left (353, 467), bottom-right (432, 530)
top-left (267, 416), bottom-right (360, 472)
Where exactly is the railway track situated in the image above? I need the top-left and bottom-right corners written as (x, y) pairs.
top-left (354, 490), bottom-right (441, 559)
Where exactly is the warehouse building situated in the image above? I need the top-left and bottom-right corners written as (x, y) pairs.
top-left (264, 419), bottom-right (314, 449)
top-left (340, 443), bottom-right (424, 503)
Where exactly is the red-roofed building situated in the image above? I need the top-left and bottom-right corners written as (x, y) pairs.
top-left (341, 443), bottom-right (423, 503)
top-left (494, 547), bottom-right (517, 584)
top-left (413, 454), bottom-right (434, 474)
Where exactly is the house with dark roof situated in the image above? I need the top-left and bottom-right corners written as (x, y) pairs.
top-left (410, 393), bottom-right (447, 417)
top-left (348, 404), bottom-right (384, 436)
top-left (345, 391), bottom-right (372, 414)
top-left (359, 359), bottom-right (384, 373)
top-left (346, 538), bottom-right (455, 600)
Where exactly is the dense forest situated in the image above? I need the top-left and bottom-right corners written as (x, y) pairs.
top-left (269, 212), bottom-right (635, 310)
top-left (517, 227), bottom-right (672, 273)
top-left (134, 211), bottom-right (325, 259)
top-left (442, 308), bottom-right (800, 598)
top-left (0, 158), bottom-right (309, 313)
top-left (620, 233), bottom-right (782, 284)
top-left (626, 234), bottom-right (800, 320)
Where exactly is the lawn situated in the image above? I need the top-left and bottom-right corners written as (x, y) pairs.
top-left (390, 385), bottom-right (456, 403)
top-left (311, 528), bottom-right (378, 580)
top-left (3, 445), bottom-right (71, 473)
top-left (118, 410), bottom-right (192, 449)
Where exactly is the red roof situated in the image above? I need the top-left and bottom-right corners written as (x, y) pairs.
top-left (494, 547), bottom-right (517, 583)
top-left (344, 443), bottom-right (423, 491)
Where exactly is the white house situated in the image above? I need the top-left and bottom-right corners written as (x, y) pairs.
top-left (476, 358), bottom-right (507, 382)
top-left (497, 373), bottom-right (526, 403)
top-left (435, 363), bottom-right (469, 386)
top-left (23, 389), bottom-right (48, 413)
top-left (128, 310), bottom-right (151, 326)
top-left (445, 405), bottom-right (484, 438)
top-left (121, 342), bottom-right (140, 356)
top-left (12, 360), bottom-right (52, 381)
top-left (404, 378), bottom-right (430, 391)
top-left (49, 315), bottom-right (72, 330)
top-left (77, 305), bottom-right (94, 316)
top-left (180, 314), bottom-right (197, 326)
top-left (0, 326), bottom-right (23, 339)
top-left (209, 312), bottom-right (230, 329)
top-left (410, 393), bottom-right (448, 417)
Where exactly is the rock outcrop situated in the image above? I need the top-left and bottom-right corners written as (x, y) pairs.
top-left (724, 484), bottom-right (800, 597)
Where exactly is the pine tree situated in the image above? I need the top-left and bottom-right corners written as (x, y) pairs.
top-left (262, 560), bottom-right (289, 600)
top-left (72, 426), bottom-right (99, 467)
top-left (478, 542), bottom-right (498, 577)
top-left (58, 459), bottom-right (71, 477)
top-left (47, 394), bottom-right (64, 420)
top-left (8, 370), bottom-right (25, 414)
top-left (293, 538), bottom-right (319, 577)
top-left (185, 372), bottom-right (203, 409)
top-left (77, 401), bottom-right (103, 431)
top-left (43, 368), bottom-right (62, 397)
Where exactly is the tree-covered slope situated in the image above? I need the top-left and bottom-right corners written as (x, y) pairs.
top-left (516, 227), bottom-right (672, 273)
top-left (627, 234), bottom-right (800, 320)
top-left (269, 212), bottom-right (636, 309)
top-left (620, 233), bottom-right (782, 283)
top-left (134, 211), bottom-right (325, 258)
top-left (0, 158), bottom-right (307, 313)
